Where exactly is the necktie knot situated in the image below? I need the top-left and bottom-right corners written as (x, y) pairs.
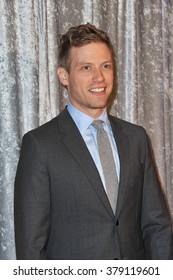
top-left (92, 120), bottom-right (104, 132)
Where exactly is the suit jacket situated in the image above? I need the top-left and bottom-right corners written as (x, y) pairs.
top-left (14, 107), bottom-right (173, 259)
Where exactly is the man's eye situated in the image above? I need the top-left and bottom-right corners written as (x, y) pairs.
top-left (82, 65), bottom-right (91, 71)
top-left (103, 64), bottom-right (112, 69)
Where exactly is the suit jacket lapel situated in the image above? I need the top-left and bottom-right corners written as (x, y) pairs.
top-left (109, 116), bottom-right (130, 217)
top-left (57, 108), bottom-right (114, 218)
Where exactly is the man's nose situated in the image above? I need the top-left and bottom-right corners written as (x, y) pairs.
top-left (92, 68), bottom-right (105, 82)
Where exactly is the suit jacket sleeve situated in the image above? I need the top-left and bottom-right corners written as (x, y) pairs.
top-left (141, 130), bottom-right (173, 259)
top-left (14, 131), bottom-right (50, 259)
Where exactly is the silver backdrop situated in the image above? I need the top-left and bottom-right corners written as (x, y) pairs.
top-left (0, 0), bottom-right (173, 259)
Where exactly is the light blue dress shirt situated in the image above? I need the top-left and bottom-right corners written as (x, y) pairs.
top-left (67, 102), bottom-right (120, 193)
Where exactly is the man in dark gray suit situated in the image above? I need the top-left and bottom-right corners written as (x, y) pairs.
top-left (14, 23), bottom-right (173, 259)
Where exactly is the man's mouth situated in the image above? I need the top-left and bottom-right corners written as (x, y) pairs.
top-left (89, 87), bottom-right (105, 93)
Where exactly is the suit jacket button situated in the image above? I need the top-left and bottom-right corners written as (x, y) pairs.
top-left (116, 220), bottom-right (119, 226)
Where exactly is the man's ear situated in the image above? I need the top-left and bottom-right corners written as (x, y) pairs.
top-left (57, 67), bottom-right (69, 87)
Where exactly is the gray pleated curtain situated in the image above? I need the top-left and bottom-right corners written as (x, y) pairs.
top-left (0, 0), bottom-right (173, 259)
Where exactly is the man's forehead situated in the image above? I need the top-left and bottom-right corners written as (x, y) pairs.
top-left (69, 42), bottom-right (113, 62)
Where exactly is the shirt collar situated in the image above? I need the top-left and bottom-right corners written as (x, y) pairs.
top-left (67, 102), bottom-right (110, 135)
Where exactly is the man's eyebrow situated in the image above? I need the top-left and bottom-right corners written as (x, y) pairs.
top-left (76, 62), bottom-right (93, 65)
top-left (102, 61), bottom-right (113, 64)
top-left (76, 60), bottom-right (113, 66)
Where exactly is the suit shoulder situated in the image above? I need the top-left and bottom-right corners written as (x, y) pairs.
top-left (26, 116), bottom-right (58, 136)
top-left (22, 108), bottom-right (70, 145)
top-left (22, 116), bottom-right (60, 146)
top-left (109, 115), bottom-right (147, 136)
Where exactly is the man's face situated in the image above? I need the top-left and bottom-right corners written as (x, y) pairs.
top-left (58, 42), bottom-right (114, 118)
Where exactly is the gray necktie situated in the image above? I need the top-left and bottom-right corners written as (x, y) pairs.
top-left (92, 120), bottom-right (119, 213)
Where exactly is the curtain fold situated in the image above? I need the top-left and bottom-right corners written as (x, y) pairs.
top-left (0, 0), bottom-right (172, 259)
